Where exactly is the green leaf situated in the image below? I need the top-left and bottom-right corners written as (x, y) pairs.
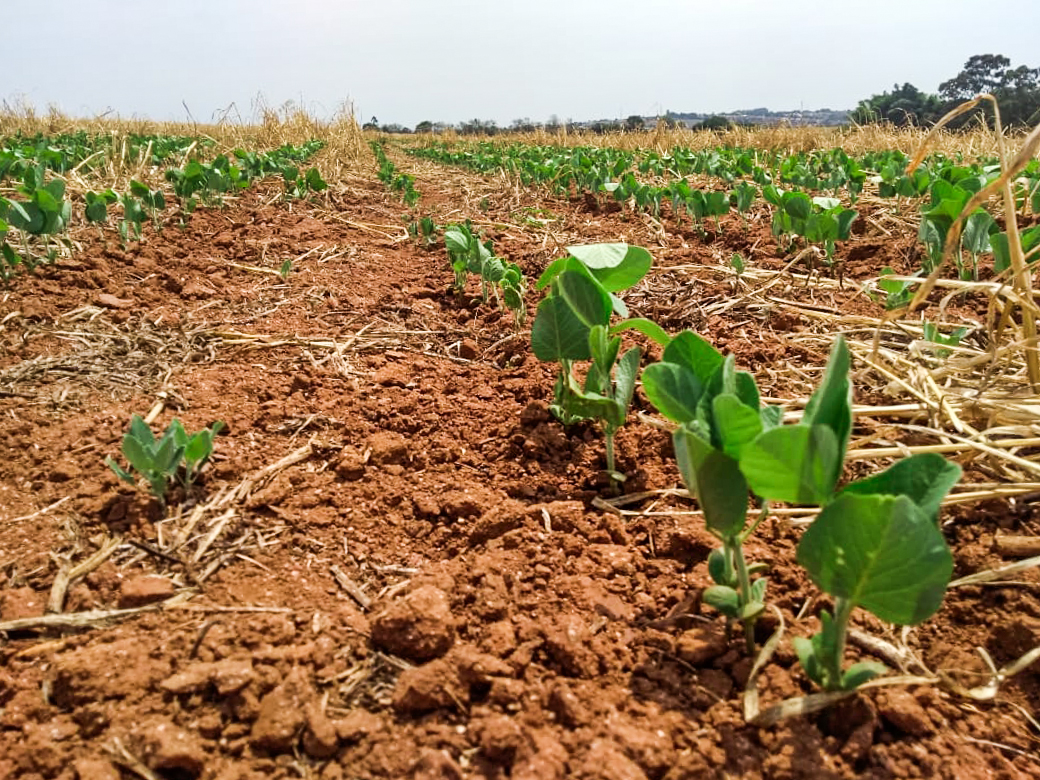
top-left (801, 336), bottom-right (852, 463)
top-left (792, 636), bottom-right (823, 687)
top-left (703, 585), bottom-right (740, 619)
top-left (558, 269), bottom-right (612, 329)
top-left (614, 347), bottom-right (641, 415)
top-left (130, 179), bottom-right (150, 198)
top-left (165, 419), bottom-right (187, 448)
top-left (121, 433), bottom-right (155, 476)
top-left (759, 405), bottom-right (783, 431)
top-left (610, 317), bottom-right (671, 346)
top-left (797, 493), bottom-right (953, 625)
top-left (641, 362), bottom-right (702, 424)
top-left (707, 548), bottom-right (732, 585)
top-left (105, 456), bottom-right (136, 485)
top-left (783, 191), bottom-right (812, 221)
top-left (841, 662), bottom-right (886, 690)
top-left (502, 286), bottom-right (523, 311)
top-left (531, 294), bottom-right (592, 362)
top-left (674, 428), bottom-right (747, 538)
top-left (662, 331), bottom-right (724, 385)
top-left (153, 435), bottom-right (183, 474)
top-left (712, 394), bottom-right (763, 460)
top-left (536, 256), bottom-right (570, 289)
top-left (184, 432), bottom-right (214, 466)
top-left (840, 453), bottom-right (961, 521)
top-left (740, 424), bottom-right (840, 505)
top-left (567, 243), bottom-right (653, 292)
top-left (444, 228), bottom-right (470, 256)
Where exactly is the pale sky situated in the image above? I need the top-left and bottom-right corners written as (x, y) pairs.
top-left (8, 0), bottom-right (1038, 128)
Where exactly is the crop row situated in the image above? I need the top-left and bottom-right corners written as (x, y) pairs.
top-left (0, 131), bottom-right (212, 180)
top-left (0, 140), bottom-right (327, 282)
top-left (369, 140), bottom-right (419, 206)
top-left (526, 242), bottom-right (960, 715)
top-left (409, 140), bottom-right (1040, 285)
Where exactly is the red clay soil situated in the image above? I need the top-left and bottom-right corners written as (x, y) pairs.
top-left (0, 162), bottom-right (1038, 780)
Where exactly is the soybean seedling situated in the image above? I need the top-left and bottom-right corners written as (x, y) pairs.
top-left (739, 338), bottom-right (959, 688)
top-left (129, 179), bottom-right (166, 232)
top-left (642, 331), bottom-right (783, 651)
top-left (532, 243), bottom-right (668, 487)
top-left (106, 416), bottom-right (225, 509)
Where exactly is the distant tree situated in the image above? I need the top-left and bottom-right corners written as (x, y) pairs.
top-left (510, 117), bottom-right (538, 133)
top-left (939, 54), bottom-right (1040, 127)
top-left (624, 114), bottom-right (645, 131)
top-left (852, 56), bottom-right (1040, 130)
top-left (414, 120), bottom-right (433, 134)
top-left (698, 115), bottom-right (733, 130)
top-left (939, 54), bottom-right (1014, 100)
top-left (589, 120), bottom-right (623, 134)
top-left (381, 123), bottom-right (411, 134)
top-left (850, 82), bottom-right (942, 126)
top-left (459, 119), bottom-right (499, 136)
top-left (362, 115), bottom-right (379, 131)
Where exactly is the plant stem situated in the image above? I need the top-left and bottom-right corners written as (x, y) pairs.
top-left (827, 596), bottom-right (856, 689)
top-left (731, 539), bottom-right (756, 654)
top-left (740, 502), bottom-right (770, 543)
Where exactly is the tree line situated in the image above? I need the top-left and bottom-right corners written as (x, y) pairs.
top-left (852, 54), bottom-right (1040, 129)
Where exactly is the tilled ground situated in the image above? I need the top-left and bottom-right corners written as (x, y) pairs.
top-left (0, 157), bottom-right (1038, 780)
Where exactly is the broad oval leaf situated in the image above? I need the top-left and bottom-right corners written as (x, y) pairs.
top-left (675, 428), bottom-right (747, 538)
top-left (713, 393), bottom-right (763, 460)
top-left (840, 453), bottom-right (960, 522)
top-left (662, 330), bottom-right (724, 384)
top-left (642, 362), bottom-right (702, 424)
top-left (558, 269), bottom-right (612, 328)
top-left (740, 424), bottom-right (840, 505)
top-left (531, 295), bottom-right (591, 362)
top-left (567, 243), bottom-right (653, 292)
top-left (703, 585), bottom-right (740, 619)
top-left (796, 493), bottom-right (953, 625)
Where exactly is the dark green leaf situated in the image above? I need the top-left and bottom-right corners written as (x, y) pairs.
top-left (797, 493), bottom-right (953, 625)
top-left (713, 394), bottom-right (763, 460)
top-left (840, 453), bottom-right (961, 522)
top-left (662, 331), bottom-right (724, 385)
top-left (841, 662), bottom-right (886, 690)
top-left (531, 295), bottom-right (592, 362)
top-left (740, 424), bottom-right (840, 505)
top-left (641, 362), bottom-right (702, 424)
top-left (703, 585), bottom-right (740, 618)
top-left (675, 429), bottom-right (747, 538)
top-left (558, 269), bottom-right (612, 328)
top-left (610, 317), bottom-right (671, 346)
top-left (801, 336), bottom-right (852, 463)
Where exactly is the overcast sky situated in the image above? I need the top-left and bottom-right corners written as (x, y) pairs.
top-left (7, 1), bottom-right (1037, 128)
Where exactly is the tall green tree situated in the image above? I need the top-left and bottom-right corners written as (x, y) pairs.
top-left (939, 54), bottom-right (1040, 127)
top-left (850, 83), bottom-right (942, 126)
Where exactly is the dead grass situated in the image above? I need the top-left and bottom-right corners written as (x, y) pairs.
top-left (0, 99), bottom-right (367, 193)
top-left (409, 122), bottom-right (1027, 161)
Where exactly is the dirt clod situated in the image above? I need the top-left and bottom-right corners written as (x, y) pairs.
top-left (371, 584), bottom-right (456, 661)
top-left (250, 667), bottom-right (314, 753)
top-left (117, 575), bottom-right (175, 608)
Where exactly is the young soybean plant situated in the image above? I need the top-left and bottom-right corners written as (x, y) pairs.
top-left (644, 335), bottom-right (961, 679)
top-left (106, 415), bottom-right (225, 509)
top-left (531, 243), bottom-right (668, 486)
top-left (642, 331), bottom-right (783, 652)
top-left (738, 338), bottom-right (960, 690)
